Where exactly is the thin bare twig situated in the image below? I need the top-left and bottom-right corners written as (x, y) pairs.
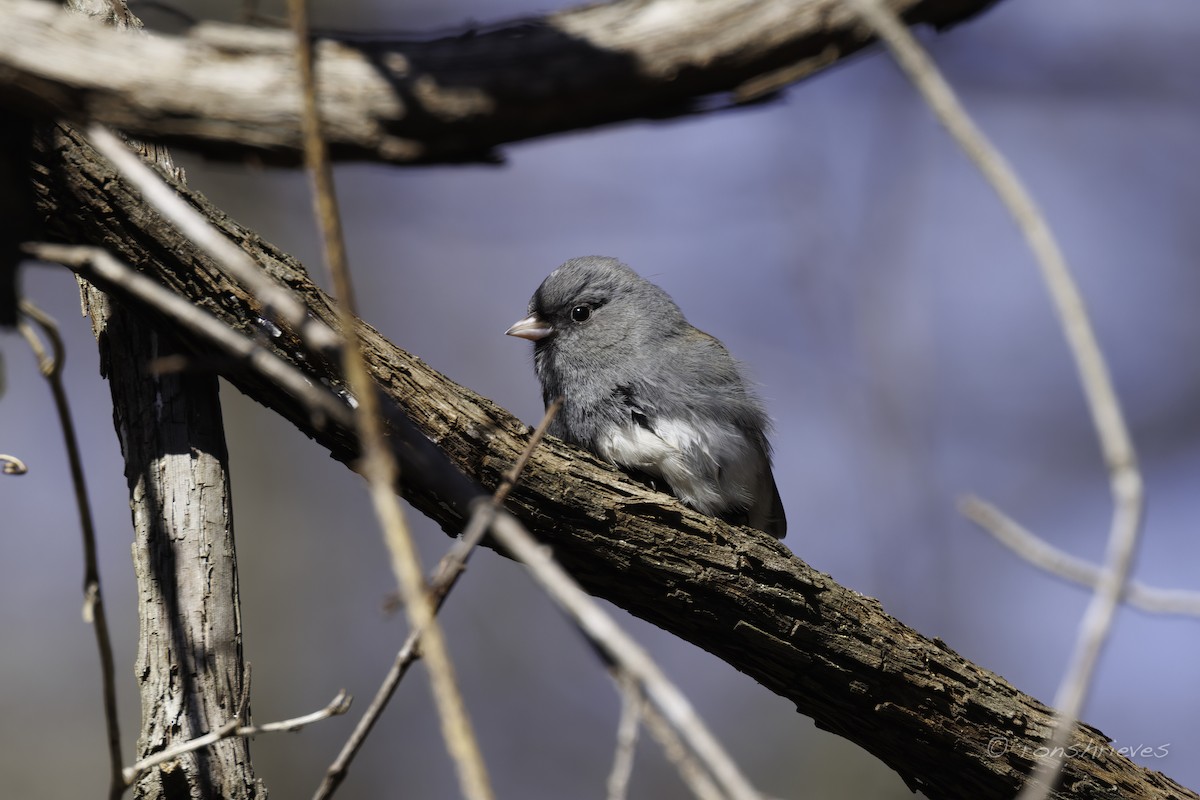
top-left (123, 677), bottom-right (253, 787)
top-left (845, 2), bottom-right (1146, 797)
top-left (379, 396), bottom-right (563, 617)
top-left (123, 687), bottom-right (351, 785)
top-left (1, 454), bottom-right (28, 474)
top-left (285, 1), bottom-right (492, 797)
top-left (494, 397), bottom-right (564, 505)
top-left (606, 673), bottom-right (643, 800)
top-left (637, 696), bottom-right (725, 800)
top-left (17, 299), bottom-right (124, 800)
top-left (487, 511), bottom-right (763, 800)
top-left (84, 124), bottom-right (339, 354)
top-left (313, 399), bottom-right (561, 800)
top-left (962, 496), bottom-right (1200, 617)
top-left (246, 694), bottom-right (352, 732)
top-left (24, 243), bottom-right (355, 429)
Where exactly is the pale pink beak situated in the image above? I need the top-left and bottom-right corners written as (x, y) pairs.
top-left (505, 314), bottom-right (553, 341)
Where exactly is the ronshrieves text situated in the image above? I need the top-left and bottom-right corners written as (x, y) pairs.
top-left (986, 738), bottom-right (1170, 760)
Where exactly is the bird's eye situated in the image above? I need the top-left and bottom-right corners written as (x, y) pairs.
top-left (570, 305), bottom-right (592, 323)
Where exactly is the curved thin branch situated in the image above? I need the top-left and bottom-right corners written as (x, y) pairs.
top-left (843, 3), bottom-right (1145, 798)
top-left (123, 687), bottom-right (351, 786)
top-left (0, 454), bottom-right (29, 474)
top-left (962, 496), bottom-right (1200, 617)
top-left (18, 299), bottom-right (123, 800)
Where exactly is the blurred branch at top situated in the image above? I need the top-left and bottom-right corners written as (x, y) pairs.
top-left (0, 0), bottom-right (1000, 165)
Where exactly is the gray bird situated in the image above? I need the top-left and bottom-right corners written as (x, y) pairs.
top-left (506, 256), bottom-right (786, 538)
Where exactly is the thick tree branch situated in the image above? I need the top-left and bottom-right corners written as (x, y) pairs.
top-left (27, 126), bottom-right (1195, 800)
top-left (1, 0), bottom-right (999, 165)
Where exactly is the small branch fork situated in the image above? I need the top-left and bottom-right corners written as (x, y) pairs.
top-left (312, 399), bottom-right (562, 800)
top-left (487, 510), bottom-right (764, 800)
top-left (122, 668), bottom-right (350, 790)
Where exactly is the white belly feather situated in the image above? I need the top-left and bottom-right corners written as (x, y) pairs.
top-left (596, 417), bottom-right (756, 515)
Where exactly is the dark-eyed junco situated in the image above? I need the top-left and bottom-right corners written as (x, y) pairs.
top-left (506, 256), bottom-right (786, 538)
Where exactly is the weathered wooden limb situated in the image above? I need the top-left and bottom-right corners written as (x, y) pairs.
top-left (1, 0), bottom-right (999, 165)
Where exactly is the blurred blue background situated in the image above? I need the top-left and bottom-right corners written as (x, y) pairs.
top-left (3, 0), bottom-right (1199, 797)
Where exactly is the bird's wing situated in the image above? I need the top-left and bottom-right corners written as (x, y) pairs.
top-left (748, 459), bottom-right (787, 539)
top-left (607, 383), bottom-right (760, 518)
top-left (614, 384), bottom-right (655, 433)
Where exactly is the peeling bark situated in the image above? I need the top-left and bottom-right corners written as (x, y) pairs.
top-left (95, 295), bottom-right (261, 800)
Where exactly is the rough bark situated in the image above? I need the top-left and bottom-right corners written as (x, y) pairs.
top-left (0, 0), bottom-right (999, 165)
top-left (28, 124), bottom-right (1195, 800)
top-left (64, 3), bottom-right (261, 797)
top-left (91, 290), bottom-right (261, 800)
